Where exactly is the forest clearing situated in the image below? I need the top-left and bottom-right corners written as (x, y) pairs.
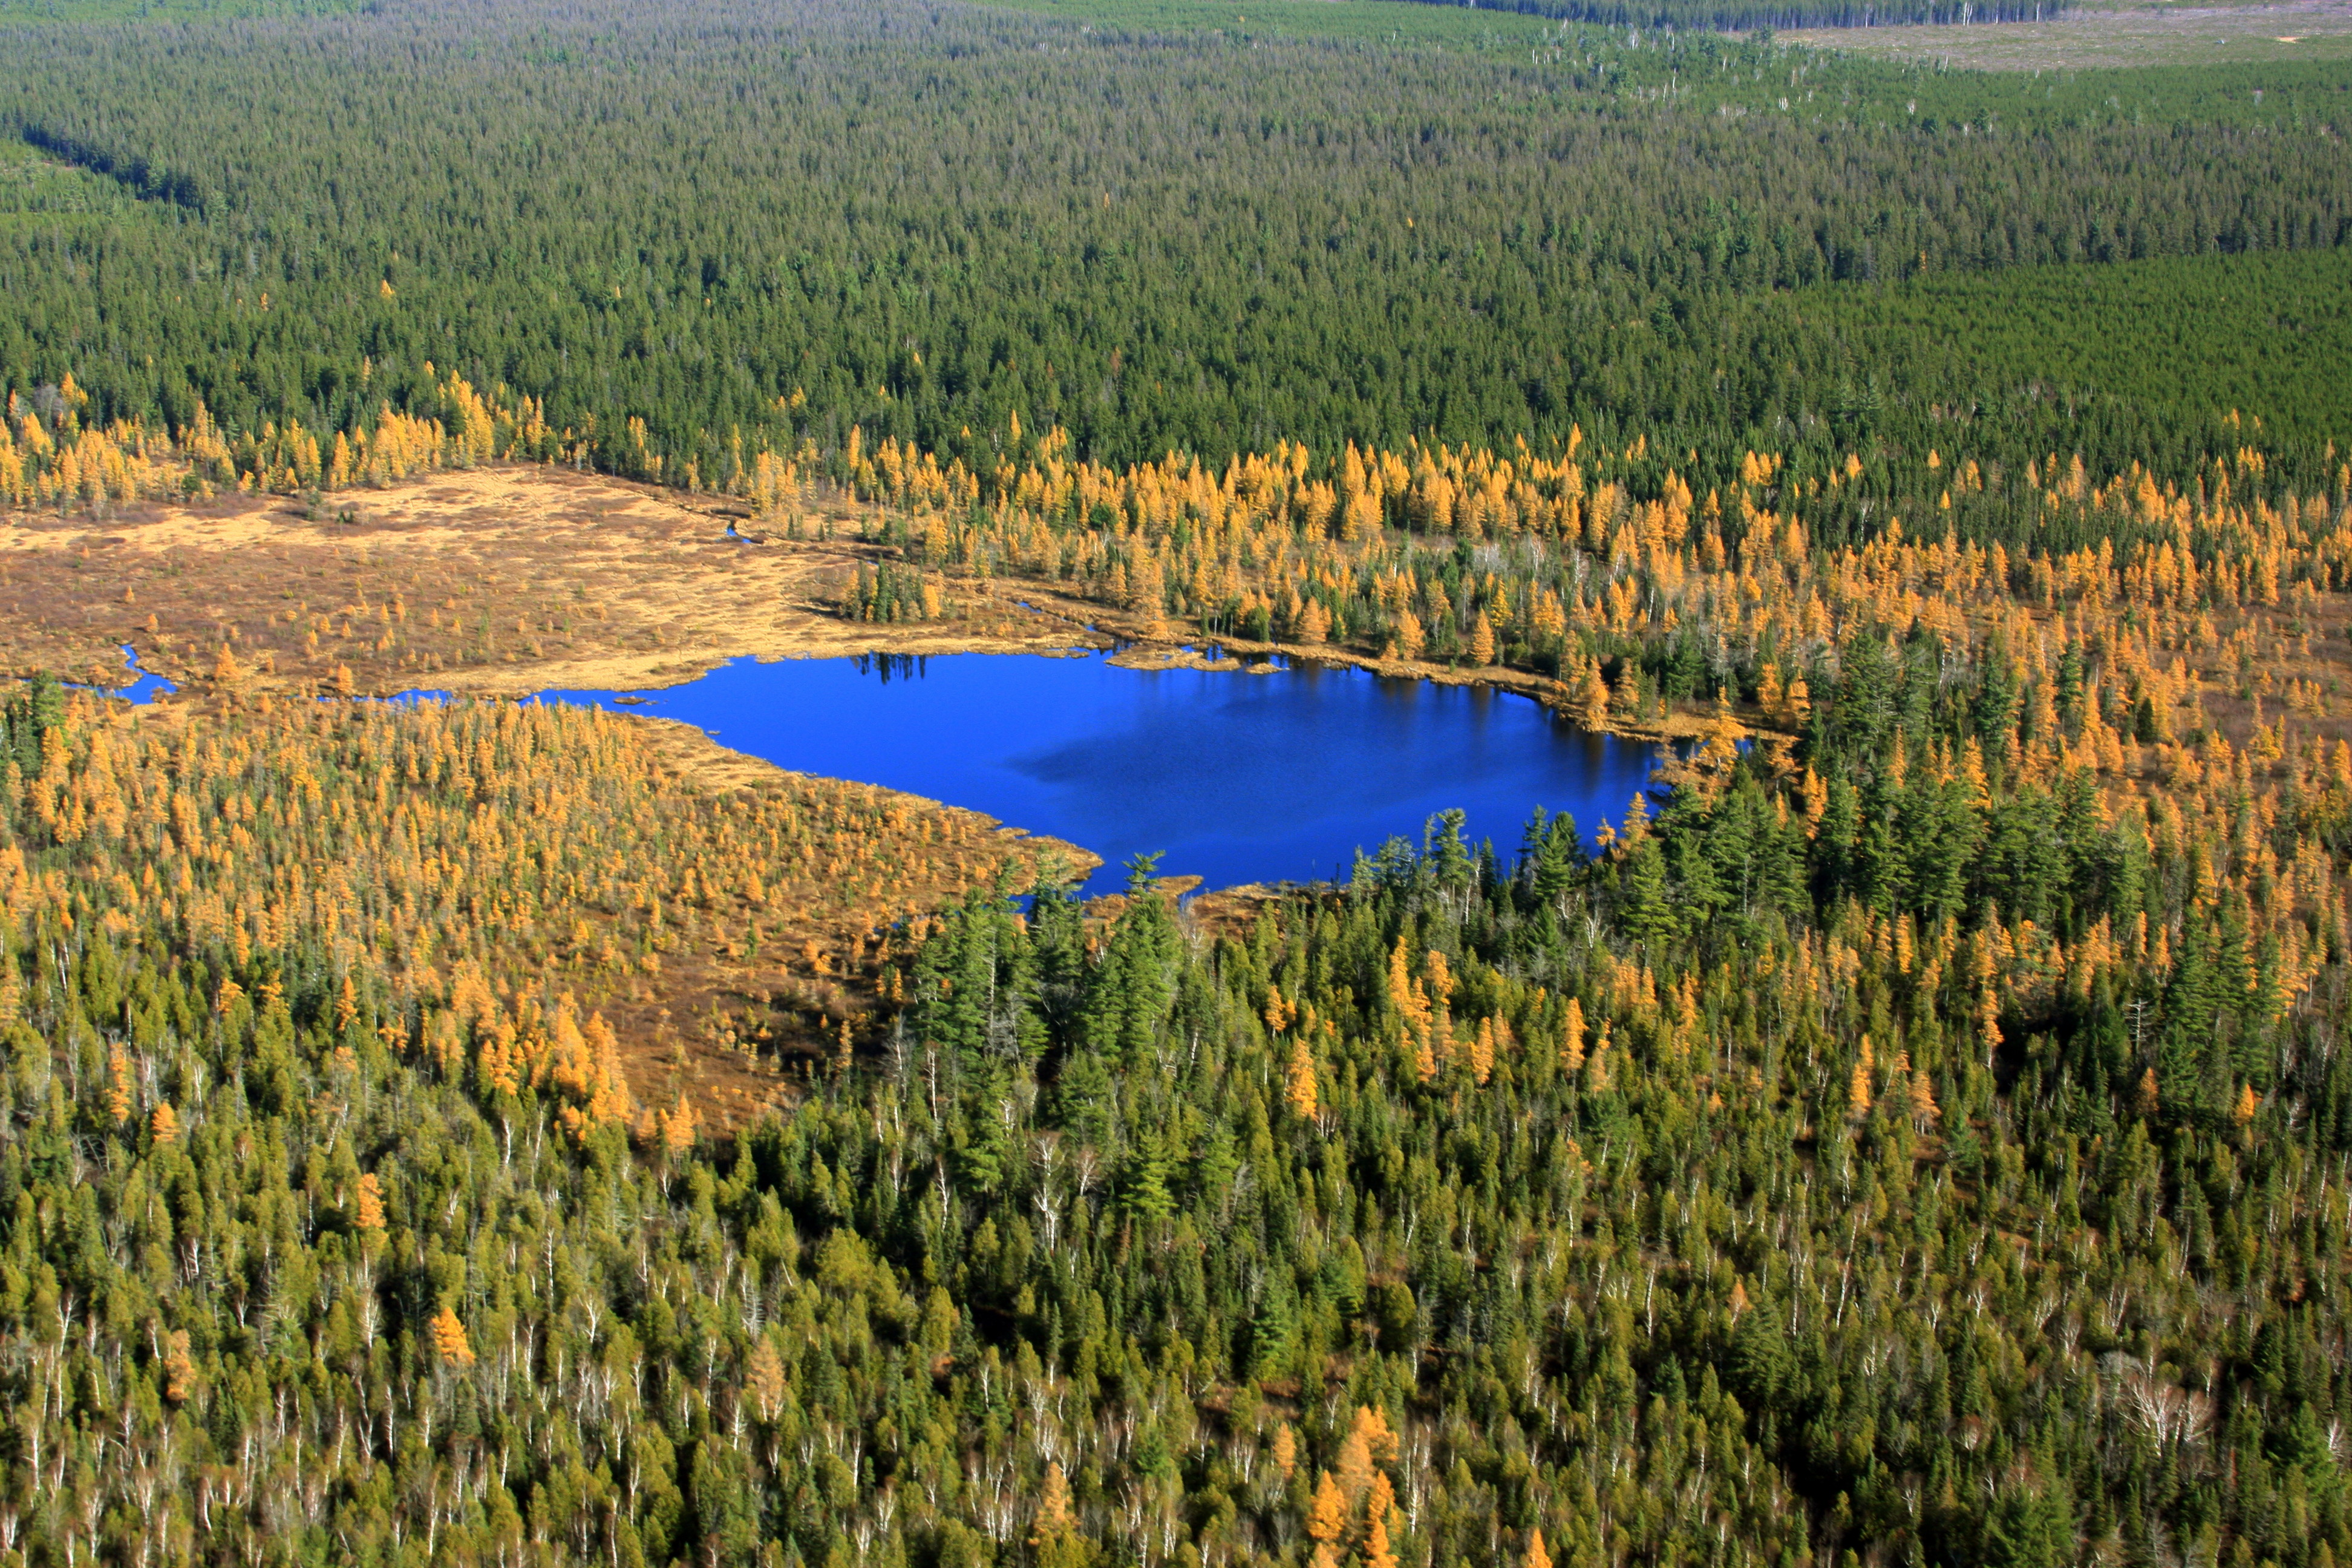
top-left (0, 465), bottom-right (1108, 697)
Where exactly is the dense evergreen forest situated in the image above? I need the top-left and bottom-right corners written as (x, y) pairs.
top-left (0, 0), bottom-right (2346, 513)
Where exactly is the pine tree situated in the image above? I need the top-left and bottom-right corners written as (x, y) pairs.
top-left (1621, 837), bottom-right (1678, 944)
top-left (1615, 662), bottom-right (1650, 724)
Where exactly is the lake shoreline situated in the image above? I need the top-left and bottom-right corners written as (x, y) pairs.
top-left (436, 590), bottom-right (1736, 754)
top-left (0, 460), bottom-right (1768, 754)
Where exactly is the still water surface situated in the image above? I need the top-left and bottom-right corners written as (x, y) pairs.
top-left (84, 646), bottom-right (179, 705)
top-left (535, 652), bottom-right (1658, 897)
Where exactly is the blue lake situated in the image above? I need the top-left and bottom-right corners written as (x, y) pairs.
top-left (534, 652), bottom-right (1658, 897)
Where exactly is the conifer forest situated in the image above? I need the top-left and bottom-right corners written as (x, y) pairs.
top-left (4, 0), bottom-right (2352, 1563)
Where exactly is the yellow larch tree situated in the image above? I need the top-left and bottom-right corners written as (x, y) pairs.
top-left (428, 1305), bottom-right (475, 1368)
top-left (745, 1336), bottom-right (786, 1423)
top-left (106, 1042), bottom-right (133, 1126)
top-left (1306, 1471), bottom-right (1347, 1555)
top-left (1030, 1462), bottom-right (1080, 1566)
top-left (355, 1171), bottom-right (387, 1230)
top-left (1287, 1036), bottom-right (1319, 1122)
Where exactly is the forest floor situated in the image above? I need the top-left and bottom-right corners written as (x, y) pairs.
top-left (1782, 0), bottom-right (2352, 67)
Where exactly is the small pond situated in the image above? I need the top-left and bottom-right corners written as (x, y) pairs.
top-left (79, 646), bottom-right (178, 705)
top-left (534, 651), bottom-right (1659, 898)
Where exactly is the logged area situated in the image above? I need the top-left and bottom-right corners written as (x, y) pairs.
top-left (1786, 0), bottom-right (2352, 68)
top-left (5, 1), bottom-right (2352, 1567)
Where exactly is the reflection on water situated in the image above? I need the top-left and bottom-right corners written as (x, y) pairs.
top-left (852, 652), bottom-right (930, 685)
top-left (534, 652), bottom-right (1661, 897)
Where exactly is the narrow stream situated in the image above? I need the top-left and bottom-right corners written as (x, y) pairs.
top-left (77, 645), bottom-right (179, 704)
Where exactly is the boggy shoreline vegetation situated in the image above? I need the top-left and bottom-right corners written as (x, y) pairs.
top-left (0, 688), bottom-right (1079, 1126)
top-left (846, 420), bottom-right (2352, 754)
